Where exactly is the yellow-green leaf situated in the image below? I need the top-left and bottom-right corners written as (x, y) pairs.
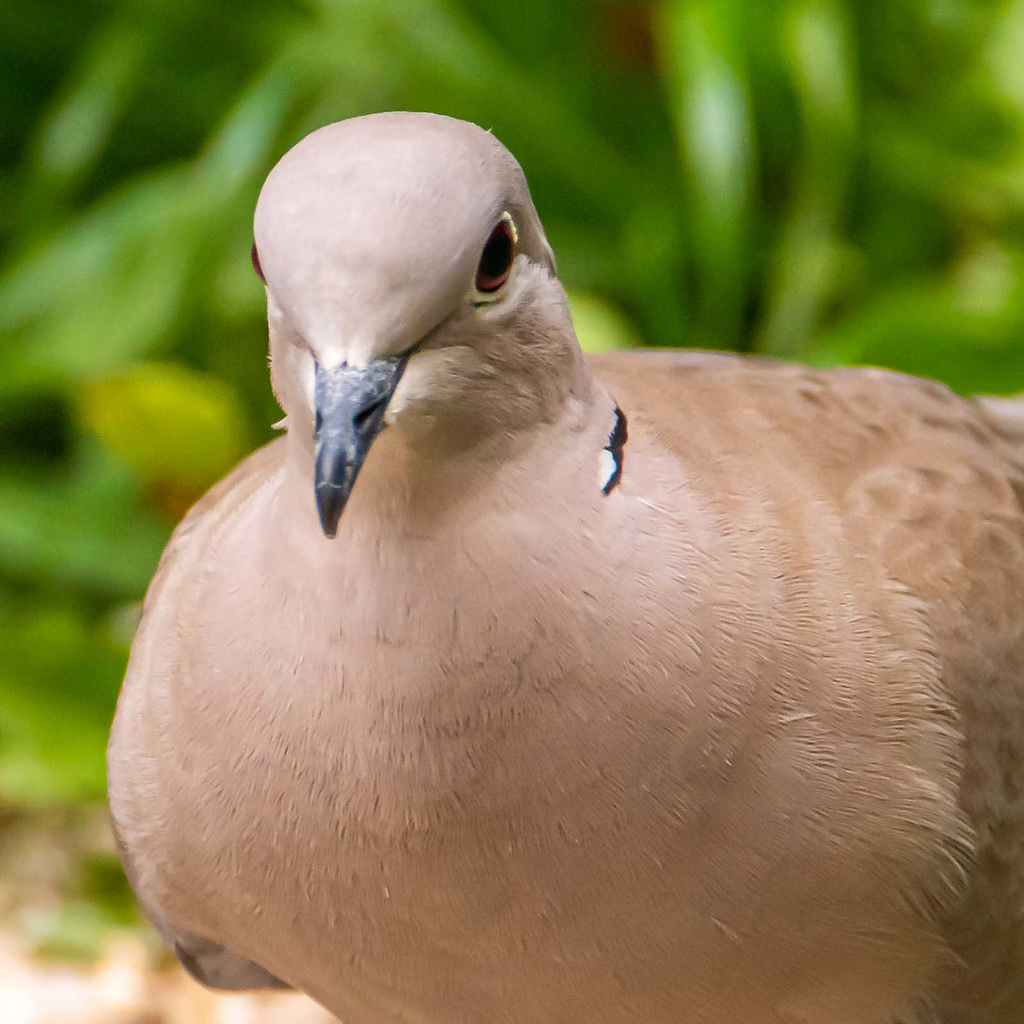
top-left (568, 292), bottom-right (642, 352)
top-left (78, 363), bottom-right (249, 496)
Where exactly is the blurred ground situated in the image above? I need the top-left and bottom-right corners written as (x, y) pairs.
top-left (0, 941), bottom-right (333, 1024)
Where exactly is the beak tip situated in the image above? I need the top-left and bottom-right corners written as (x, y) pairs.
top-left (312, 355), bottom-right (408, 537)
top-left (316, 489), bottom-right (346, 539)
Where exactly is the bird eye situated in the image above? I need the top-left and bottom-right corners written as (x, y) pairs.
top-left (475, 216), bottom-right (516, 294)
top-left (251, 241), bottom-right (266, 283)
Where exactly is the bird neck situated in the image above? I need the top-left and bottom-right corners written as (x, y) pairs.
top-left (276, 368), bottom-right (618, 556)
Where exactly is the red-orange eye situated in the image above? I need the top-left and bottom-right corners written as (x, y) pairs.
top-left (251, 241), bottom-right (265, 283)
top-left (475, 218), bottom-right (516, 293)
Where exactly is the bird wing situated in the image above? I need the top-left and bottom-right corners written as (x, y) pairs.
top-left (589, 349), bottom-right (1024, 1018)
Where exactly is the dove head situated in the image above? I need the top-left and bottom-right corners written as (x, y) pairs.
top-left (253, 112), bottom-right (587, 537)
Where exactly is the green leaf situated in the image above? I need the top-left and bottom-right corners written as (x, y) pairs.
top-left (657, 0), bottom-right (756, 347)
top-left (803, 272), bottom-right (1024, 395)
top-left (756, 0), bottom-right (858, 355)
top-left (30, 22), bottom-right (150, 198)
top-left (0, 441), bottom-right (168, 596)
top-left (0, 600), bottom-right (127, 805)
top-left (79, 362), bottom-right (249, 495)
top-left (569, 292), bottom-right (641, 352)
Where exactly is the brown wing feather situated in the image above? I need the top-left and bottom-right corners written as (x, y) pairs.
top-left (591, 351), bottom-right (1024, 1019)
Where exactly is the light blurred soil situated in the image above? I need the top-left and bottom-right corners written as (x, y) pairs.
top-left (0, 935), bottom-right (335, 1024)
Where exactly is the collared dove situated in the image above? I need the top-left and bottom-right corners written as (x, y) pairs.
top-left (107, 112), bottom-right (1024, 1024)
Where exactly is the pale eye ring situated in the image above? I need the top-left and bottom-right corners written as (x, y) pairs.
top-left (475, 214), bottom-right (517, 293)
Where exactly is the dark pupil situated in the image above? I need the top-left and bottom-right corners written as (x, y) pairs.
top-left (479, 225), bottom-right (512, 281)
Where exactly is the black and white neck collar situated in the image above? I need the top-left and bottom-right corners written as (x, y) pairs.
top-left (598, 404), bottom-right (628, 495)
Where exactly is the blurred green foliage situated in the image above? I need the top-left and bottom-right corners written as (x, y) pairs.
top-left (1, 0), bottom-right (1024, 815)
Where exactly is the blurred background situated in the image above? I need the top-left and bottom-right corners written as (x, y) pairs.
top-left (2, 0), bottom-right (1024, 1019)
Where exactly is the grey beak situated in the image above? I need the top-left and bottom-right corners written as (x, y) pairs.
top-left (313, 358), bottom-right (407, 537)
